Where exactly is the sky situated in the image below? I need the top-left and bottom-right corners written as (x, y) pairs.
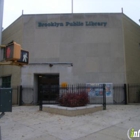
top-left (2, 0), bottom-right (140, 29)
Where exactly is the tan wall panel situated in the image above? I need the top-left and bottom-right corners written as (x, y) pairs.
top-left (0, 16), bottom-right (23, 104)
top-left (0, 65), bottom-right (21, 104)
top-left (123, 14), bottom-right (140, 84)
top-left (2, 16), bottom-right (23, 45)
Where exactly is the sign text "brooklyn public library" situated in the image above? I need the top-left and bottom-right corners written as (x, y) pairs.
top-left (38, 21), bottom-right (107, 28)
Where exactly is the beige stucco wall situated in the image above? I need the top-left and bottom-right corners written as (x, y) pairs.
top-left (21, 13), bottom-right (126, 86)
top-left (123, 14), bottom-right (140, 84)
top-left (0, 65), bottom-right (21, 85)
top-left (2, 17), bottom-right (23, 45)
top-left (0, 16), bottom-right (23, 85)
top-left (0, 16), bottom-right (23, 104)
top-left (0, 65), bottom-right (21, 104)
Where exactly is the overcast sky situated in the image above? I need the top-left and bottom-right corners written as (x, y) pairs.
top-left (2, 0), bottom-right (140, 29)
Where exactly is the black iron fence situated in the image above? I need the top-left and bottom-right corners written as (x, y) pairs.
top-left (12, 86), bottom-right (20, 105)
top-left (39, 84), bottom-right (106, 110)
top-left (9, 85), bottom-right (34, 106)
top-left (9, 83), bottom-right (140, 106)
top-left (113, 84), bottom-right (127, 104)
top-left (19, 86), bottom-right (34, 105)
top-left (128, 84), bottom-right (140, 103)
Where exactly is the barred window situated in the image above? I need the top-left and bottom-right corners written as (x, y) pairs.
top-left (2, 76), bottom-right (11, 88)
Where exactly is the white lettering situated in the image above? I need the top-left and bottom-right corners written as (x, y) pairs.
top-left (134, 131), bottom-right (138, 137)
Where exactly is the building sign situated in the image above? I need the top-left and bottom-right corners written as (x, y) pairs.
top-left (38, 21), bottom-right (107, 28)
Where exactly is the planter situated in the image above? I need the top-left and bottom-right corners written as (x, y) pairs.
top-left (42, 104), bottom-right (102, 116)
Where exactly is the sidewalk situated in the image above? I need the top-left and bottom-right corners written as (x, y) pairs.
top-left (0, 105), bottom-right (140, 140)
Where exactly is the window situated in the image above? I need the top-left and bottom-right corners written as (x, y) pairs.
top-left (2, 76), bottom-right (11, 88)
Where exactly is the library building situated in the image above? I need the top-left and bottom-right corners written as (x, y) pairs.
top-left (0, 13), bottom-right (140, 104)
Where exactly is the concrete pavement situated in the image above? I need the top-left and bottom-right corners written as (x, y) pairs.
top-left (0, 105), bottom-right (140, 140)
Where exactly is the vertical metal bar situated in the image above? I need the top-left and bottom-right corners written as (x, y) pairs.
top-left (19, 85), bottom-right (22, 106)
top-left (103, 84), bottom-right (106, 110)
top-left (17, 86), bottom-right (18, 105)
top-left (39, 90), bottom-right (42, 111)
top-left (128, 84), bottom-right (130, 103)
top-left (124, 84), bottom-right (127, 105)
top-left (0, 126), bottom-right (1, 140)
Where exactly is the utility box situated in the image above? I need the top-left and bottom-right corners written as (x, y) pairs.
top-left (0, 88), bottom-right (12, 112)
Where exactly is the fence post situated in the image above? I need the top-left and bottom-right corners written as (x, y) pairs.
top-left (103, 84), bottom-right (106, 110)
top-left (124, 84), bottom-right (127, 105)
top-left (16, 86), bottom-right (18, 105)
top-left (39, 91), bottom-right (42, 111)
top-left (128, 84), bottom-right (130, 104)
top-left (0, 126), bottom-right (1, 140)
top-left (19, 85), bottom-right (22, 106)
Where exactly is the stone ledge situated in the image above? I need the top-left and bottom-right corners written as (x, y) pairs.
top-left (43, 104), bottom-right (103, 116)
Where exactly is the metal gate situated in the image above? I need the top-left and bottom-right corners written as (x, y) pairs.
top-left (113, 84), bottom-right (126, 104)
top-left (128, 84), bottom-right (140, 103)
top-left (38, 74), bottom-right (59, 104)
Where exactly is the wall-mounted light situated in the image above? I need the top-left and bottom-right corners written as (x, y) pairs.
top-left (49, 64), bottom-right (53, 67)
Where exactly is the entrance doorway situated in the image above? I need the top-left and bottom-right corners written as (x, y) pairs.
top-left (38, 74), bottom-right (59, 103)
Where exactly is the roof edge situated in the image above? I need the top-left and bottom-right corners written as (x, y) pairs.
top-left (122, 13), bottom-right (140, 27)
top-left (3, 12), bottom-right (139, 31)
